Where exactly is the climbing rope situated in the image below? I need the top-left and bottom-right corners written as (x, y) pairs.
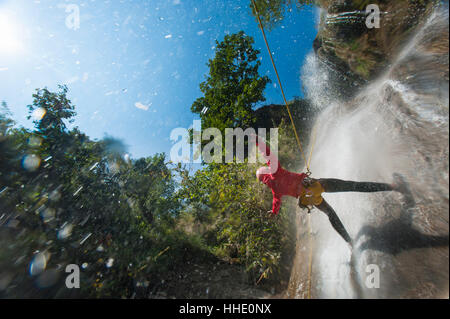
top-left (250, 0), bottom-right (311, 174)
top-left (306, 213), bottom-right (314, 298)
top-left (250, 0), bottom-right (315, 299)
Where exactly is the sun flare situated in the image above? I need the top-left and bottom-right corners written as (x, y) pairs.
top-left (0, 11), bottom-right (24, 54)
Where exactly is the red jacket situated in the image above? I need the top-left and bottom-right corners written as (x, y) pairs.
top-left (256, 138), bottom-right (307, 215)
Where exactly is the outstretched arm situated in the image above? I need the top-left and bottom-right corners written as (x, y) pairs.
top-left (271, 193), bottom-right (282, 215)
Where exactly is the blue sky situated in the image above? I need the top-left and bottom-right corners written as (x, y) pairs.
top-left (0, 0), bottom-right (318, 159)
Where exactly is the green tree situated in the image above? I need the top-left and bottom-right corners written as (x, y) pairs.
top-left (27, 85), bottom-right (76, 137)
top-left (0, 101), bottom-right (15, 136)
top-left (0, 87), bottom-right (188, 298)
top-left (0, 102), bottom-right (16, 185)
top-left (177, 121), bottom-right (299, 284)
top-left (122, 154), bottom-right (179, 225)
top-left (191, 31), bottom-right (270, 135)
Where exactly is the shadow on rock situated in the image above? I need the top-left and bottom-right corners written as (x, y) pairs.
top-left (356, 219), bottom-right (449, 255)
top-left (355, 194), bottom-right (449, 255)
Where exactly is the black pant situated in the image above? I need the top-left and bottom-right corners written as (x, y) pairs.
top-left (311, 178), bottom-right (394, 244)
top-left (317, 178), bottom-right (393, 193)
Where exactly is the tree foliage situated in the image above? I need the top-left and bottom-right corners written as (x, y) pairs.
top-left (191, 31), bottom-right (270, 135)
top-left (0, 88), bottom-right (188, 298)
top-left (176, 121), bottom-right (299, 283)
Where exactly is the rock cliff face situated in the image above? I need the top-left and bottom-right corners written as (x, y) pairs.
top-left (254, 99), bottom-right (315, 132)
top-left (313, 0), bottom-right (437, 97)
top-left (287, 1), bottom-right (448, 298)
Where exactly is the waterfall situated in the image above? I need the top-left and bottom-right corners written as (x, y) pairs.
top-left (288, 5), bottom-right (449, 298)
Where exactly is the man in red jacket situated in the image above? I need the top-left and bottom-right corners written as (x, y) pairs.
top-left (255, 136), bottom-right (410, 247)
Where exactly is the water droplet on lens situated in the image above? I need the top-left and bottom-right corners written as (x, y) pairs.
top-left (106, 258), bottom-right (114, 268)
top-left (40, 208), bottom-right (55, 223)
top-left (22, 154), bottom-right (41, 172)
top-left (32, 107), bottom-right (46, 121)
top-left (35, 269), bottom-right (60, 288)
top-left (29, 252), bottom-right (49, 276)
top-left (58, 223), bottom-right (73, 239)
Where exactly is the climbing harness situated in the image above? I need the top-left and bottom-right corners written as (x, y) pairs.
top-left (299, 178), bottom-right (325, 207)
top-left (250, 0), bottom-right (316, 299)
